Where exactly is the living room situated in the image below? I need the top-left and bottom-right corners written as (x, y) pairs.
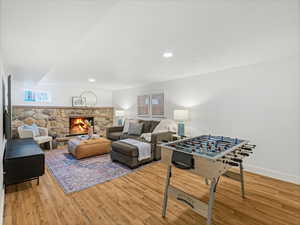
top-left (0, 0), bottom-right (299, 225)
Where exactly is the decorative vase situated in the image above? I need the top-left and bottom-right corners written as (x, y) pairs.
top-left (88, 126), bottom-right (93, 138)
top-left (178, 121), bottom-right (185, 137)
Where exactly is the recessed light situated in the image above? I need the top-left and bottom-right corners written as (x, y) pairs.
top-left (88, 78), bottom-right (96, 83)
top-left (163, 52), bottom-right (173, 58)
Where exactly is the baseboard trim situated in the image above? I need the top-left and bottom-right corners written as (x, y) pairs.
top-left (244, 164), bottom-right (300, 185)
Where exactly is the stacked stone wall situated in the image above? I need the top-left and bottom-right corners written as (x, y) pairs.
top-left (12, 106), bottom-right (114, 138)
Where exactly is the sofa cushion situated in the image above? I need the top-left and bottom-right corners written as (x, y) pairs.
top-left (120, 133), bottom-right (140, 140)
top-left (111, 141), bottom-right (139, 157)
top-left (128, 122), bottom-right (143, 136)
top-left (34, 136), bottom-right (52, 144)
top-left (108, 131), bottom-right (122, 141)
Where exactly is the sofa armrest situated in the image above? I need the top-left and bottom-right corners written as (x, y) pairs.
top-left (150, 131), bottom-right (175, 160)
top-left (106, 126), bottom-right (124, 136)
top-left (38, 127), bottom-right (48, 137)
top-left (151, 131), bottom-right (175, 144)
top-left (106, 126), bottom-right (124, 132)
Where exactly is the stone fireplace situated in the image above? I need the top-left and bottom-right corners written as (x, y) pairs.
top-left (12, 106), bottom-right (113, 138)
top-left (69, 117), bottom-right (94, 135)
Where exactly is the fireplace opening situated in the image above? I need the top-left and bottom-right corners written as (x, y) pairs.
top-left (69, 117), bottom-right (94, 135)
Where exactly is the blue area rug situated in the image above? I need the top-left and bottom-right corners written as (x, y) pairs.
top-left (45, 149), bottom-right (132, 194)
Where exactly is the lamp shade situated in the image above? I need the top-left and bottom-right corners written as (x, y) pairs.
top-left (173, 109), bottom-right (188, 121)
top-left (115, 110), bottom-right (125, 117)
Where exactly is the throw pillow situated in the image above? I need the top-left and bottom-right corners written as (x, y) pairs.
top-left (150, 121), bottom-right (160, 133)
top-left (122, 119), bottom-right (138, 133)
top-left (22, 123), bottom-right (40, 137)
top-left (152, 119), bottom-right (177, 134)
top-left (128, 122), bottom-right (143, 136)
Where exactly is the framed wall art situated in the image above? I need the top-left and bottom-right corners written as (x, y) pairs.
top-left (137, 95), bottom-right (150, 116)
top-left (72, 96), bottom-right (86, 107)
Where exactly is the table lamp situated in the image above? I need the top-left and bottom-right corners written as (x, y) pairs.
top-left (173, 109), bottom-right (189, 137)
top-left (115, 110), bottom-right (125, 126)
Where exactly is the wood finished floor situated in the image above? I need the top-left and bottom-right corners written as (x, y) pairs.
top-left (4, 160), bottom-right (300, 225)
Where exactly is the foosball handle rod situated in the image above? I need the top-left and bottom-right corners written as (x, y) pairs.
top-left (241, 147), bottom-right (254, 151)
top-left (245, 144), bottom-right (256, 148)
top-left (222, 156), bottom-right (243, 163)
top-left (227, 161), bottom-right (239, 167)
top-left (217, 159), bottom-right (239, 167)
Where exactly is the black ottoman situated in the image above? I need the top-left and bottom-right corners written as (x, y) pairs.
top-left (111, 140), bottom-right (153, 168)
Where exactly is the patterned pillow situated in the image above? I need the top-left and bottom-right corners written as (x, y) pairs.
top-left (122, 119), bottom-right (138, 133)
top-left (128, 122), bottom-right (143, 136)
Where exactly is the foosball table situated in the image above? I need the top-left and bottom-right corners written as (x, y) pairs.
top-left (160, 135), bottom-right (255, 225)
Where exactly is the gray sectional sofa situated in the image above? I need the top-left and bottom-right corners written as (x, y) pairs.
top-left (106, 120), bottom-right (174, 168)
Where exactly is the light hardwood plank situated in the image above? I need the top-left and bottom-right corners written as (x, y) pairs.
top-left (4, 160), bottom-right (300, 225)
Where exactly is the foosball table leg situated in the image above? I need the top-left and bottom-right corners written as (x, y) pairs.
top-left (207, 177), bottom-right (220, 225)
top-left (162, 165), bottom-right (172, 217)
top-left (240, 163), bottom-right (245, 198)
top-left (205, 178), bottom-right (209, 185)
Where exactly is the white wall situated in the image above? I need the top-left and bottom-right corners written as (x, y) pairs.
top-left (0, 0), bottom-right (5, 222)
top-left (0, 53), bottom-right (6, 225)
top-left (13, 81), bottom-right (113, 107)
top-left (113, 56), bottom-right (300, 184)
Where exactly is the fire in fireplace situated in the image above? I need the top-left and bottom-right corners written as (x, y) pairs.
top-left (69, 117), bottom-right (94, 135)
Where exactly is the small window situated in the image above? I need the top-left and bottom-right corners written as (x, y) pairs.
top-left (151, 93), bottom-right (164, 117)
top-left (24, 89), bottom-right (51, 103)
top-left (137, 95), bottom-right (150, 116)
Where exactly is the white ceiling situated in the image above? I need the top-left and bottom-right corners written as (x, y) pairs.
top-left (1, 0), bottom-right (299, 90)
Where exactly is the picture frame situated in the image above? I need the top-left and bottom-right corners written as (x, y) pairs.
top-left (72, 96), bottom-right (86, 107)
